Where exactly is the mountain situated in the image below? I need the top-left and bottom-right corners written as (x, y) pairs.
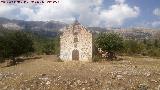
top-left (89, 26), bottom-right (160, 40)
top-left (0, 17), bottom-right (160, 40)
top-left (0, 17), bottom-right (67, 37)
top-left (0, 17), bottom-right (110, 37)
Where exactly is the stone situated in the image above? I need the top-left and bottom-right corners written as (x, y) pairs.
top-left (46, 81), bottom-right (51, 85)
top-left (158, 85), bottom-right (160, 90)
top-left (150, 79), bottom-right (158, 83)
top-left (26, 88), bottom-right (30, 90)
top-left (77, 80), bottom-right (82, 85)
top-left (0, 73), bottom-right (3, 81)
top-left (123, 71), bottom-right (128, 75)
top-left (39, 77), bottom-right (49, 81)
top-left (144, 72), bottom-right (151, 77)
top-left (3, 86), bottom-right (8, 89)
top-left (116, 75), bottom-right (123, 80)
top-left (137, 84), bottom-right (148, 90)
top-left (60, 20), bottom-right (92, 61)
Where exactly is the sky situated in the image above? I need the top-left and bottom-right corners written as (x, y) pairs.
top-left (0, 0), bottom-right (160, 28)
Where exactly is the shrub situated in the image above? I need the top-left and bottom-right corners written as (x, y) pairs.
top-left (0, 31), bottom-right (34, 65)
top-left (95, 33), bottom-right (124, 60)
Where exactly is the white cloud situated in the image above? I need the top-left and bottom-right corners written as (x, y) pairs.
top-left (152, 21), bottom-right (160, 27)
top-left (153, 8), bottom-right (160, 16)
top-left (115, 0), bottom-right (125, 4)
top-left (100, 4), bottom-right (139, 26)
top-left (0, 4), bottom-right (16, 17)
top-left (0, 0), bottom-right (140, 27)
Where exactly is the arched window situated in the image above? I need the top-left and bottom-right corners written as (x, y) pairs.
top-left (74, 37), bottom-right (78, 43)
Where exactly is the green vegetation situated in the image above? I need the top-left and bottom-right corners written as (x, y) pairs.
top-left (33, 36), bottom-right (60, 55)
top-left (1, 26), bottom-right (160, 63)
top-left (123, 39), bottom-right (160, 57)
top-left (94, 32), bottom-right (160, 61)
top-left (95, 33), bottom-right (124, 60)
top-left (0, 30), bottom-right (34, 65)
top-left (0, 27), bottom-right (60, 65)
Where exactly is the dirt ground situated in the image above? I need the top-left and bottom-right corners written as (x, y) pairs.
top-left (0, 55), bottom-right (160, 90)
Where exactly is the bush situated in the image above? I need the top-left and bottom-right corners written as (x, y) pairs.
top-left (95, 33), bottom-right (124, 60)
top-left (42, 40), bottom-right (55, 55)
top-left (33, 36), bottom-right (59, 55)
top-left (123, 40), bottom-right (146, 55)
top-left (123, 39), bottom-right (160, 57)
top-left (0, 57), bottom-right (5, 63)
top-left (0, 31), bottom-right (34, 65)
top-left (148, 48), bottom-right (160, 57)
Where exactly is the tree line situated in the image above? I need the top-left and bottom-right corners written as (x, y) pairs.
top-left (94, 32), bottom-right (160, 61)
top-left (0, 28), bottom-right (59, 65)
top-left (1, 27), bottom-right (160, 64)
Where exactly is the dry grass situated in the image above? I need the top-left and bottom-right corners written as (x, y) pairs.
top-left (0, 55), bottom-right (160, 90)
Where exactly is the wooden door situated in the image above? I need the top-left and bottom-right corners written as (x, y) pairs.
top-left (72, 50), bottom-right (79, 61)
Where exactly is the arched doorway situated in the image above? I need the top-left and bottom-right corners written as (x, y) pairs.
top-left (72, 50), bottom-right (79, 61)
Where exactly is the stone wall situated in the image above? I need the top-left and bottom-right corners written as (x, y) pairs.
top-left (60, 21), bottom-right (92, 61)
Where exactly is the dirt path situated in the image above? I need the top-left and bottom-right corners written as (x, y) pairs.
top-left (0, 55), bottom-right (160, 90)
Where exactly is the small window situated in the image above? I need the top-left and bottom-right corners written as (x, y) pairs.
top-left (74, 44), bottom-right (77, 48)
top-left (74, 32), bottom-right (78, 35)
top-left (74, 37), bottom-right (78, 43)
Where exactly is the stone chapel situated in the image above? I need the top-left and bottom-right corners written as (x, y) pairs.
top-left (60, 20), bottom-right (92, 61)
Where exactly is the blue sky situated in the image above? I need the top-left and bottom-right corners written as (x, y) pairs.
top-left (0, 0), bottom-right (160, 28)
top-left (102, 0), bottom-right (160, 28)
top-left (125, 0), bottom-right (160, 27)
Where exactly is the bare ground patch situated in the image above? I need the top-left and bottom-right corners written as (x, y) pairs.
top-left (0, 55), bottom-right (160, 90)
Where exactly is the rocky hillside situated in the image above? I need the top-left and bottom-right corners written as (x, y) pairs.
top-left (0, 17), bottom-right (67, 37)
top-left (91, 27), bottom-right (160, 40)
top-left (0, 17), bottom-right (66, 31)
top-left (1, 17), bottom-right (160, 39)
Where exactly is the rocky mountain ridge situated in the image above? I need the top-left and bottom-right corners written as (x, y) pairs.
top-left (0, 17), bottom-right (160, 39)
